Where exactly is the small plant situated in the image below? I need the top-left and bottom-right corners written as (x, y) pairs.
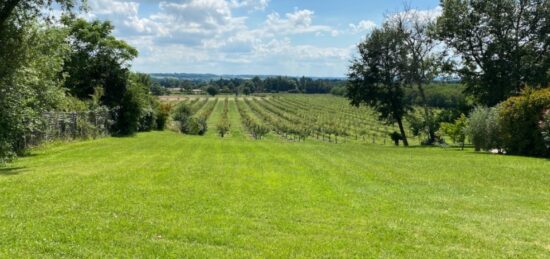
top-left (438, 114), bottom-right (468, 150)
top-left (217, 98), bottom-right (230, 138)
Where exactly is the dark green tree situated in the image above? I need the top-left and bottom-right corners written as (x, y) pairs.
top-left (61, 18), bottom-right (142, 135)
top-left (437, 0), bottom-right (550, 106)
top-left (0, 0), bottom-right (83, 34)
top-left (347, 23), bottom-right (411, 146)
top-left (207, 86), bottom-right (218, 96)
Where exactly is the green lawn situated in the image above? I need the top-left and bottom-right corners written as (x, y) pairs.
top-left (1, 105), bottom-right (550, 257)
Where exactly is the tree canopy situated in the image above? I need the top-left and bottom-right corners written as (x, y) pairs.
top-left (347, 23), bottom-right (411, 146)
top-left (437, 0), bottom-right (550, 106)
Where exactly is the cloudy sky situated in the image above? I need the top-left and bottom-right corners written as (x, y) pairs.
top-left (85, 0), bottom-right (440, 77)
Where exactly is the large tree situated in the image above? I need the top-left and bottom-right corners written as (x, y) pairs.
top-left (390, 8), bottom-right (448, 143)
top-left (61, 17), bottom-right (141, 135)
top-left (437, 0), bottom-right (550, 106)
top-left (0, 0), bottom-right (83, 33)
top-left (347, 23), bottom-right (412, 146)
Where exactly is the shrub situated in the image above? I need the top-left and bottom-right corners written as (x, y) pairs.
top-left (138, 106), bottom-right (157, 132)
top-left (155, 103), bottom-right (172, 131)
top-left (112, 82), bottom-right (146, 136)
top-left (172, 103), bottom-right (192, 133)
top-left (438, 114), bottom-right (468, 150)
top-left (498, 88), bottom-right (550, 157)
top-left (185, 116), bottom-right (207, 135)
top-left (466, 106), bottom-right (502, 152)
top-left (217, 119), bottom-right (230, 137)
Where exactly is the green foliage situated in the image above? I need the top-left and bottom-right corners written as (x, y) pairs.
top-left (235, 99), bottom-right (270, 139)
top-left (61, 18), bottom-right (147, 136)
top-left (62, 17), bottom-right (138, 103)
top-left (498, 88), bottom-right (550, 157)
top-left (150, 84), bottom-right (168, 96)
top-left (155, 103), bottom-right (172, 131)
top-left (436, 0), bottom-right (550, 106)
top-left (439, 114), bottom-right (468, 149)
top-left (0, 23), bottom-right (68, 163)
top-left (186, 116), bottom-right (208, 135)
top-left (172, 103), bottom-right (192, 132)
top-left (207, 86), bottom-right (218, 96)
top-left (217, 98), bottom-right (230, 138)
top-left (113, 81), bottom-right (147, 136)
top-left (330, 86), bottom-right (347, 96)
top-left (347, 22), bottom-right (411, 146)
top-left (404, 84), bottom-right (469, 109)
top-left (466, 106), bottom-right (502, 152)
top-left (0, 0), bottom-right (84, 34)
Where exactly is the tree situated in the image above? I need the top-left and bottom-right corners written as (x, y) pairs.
top-left (0, 0), bottom-right (83, 34)
top-left (62, 18), bottom-right (138, 103)
top-left (437, 0), bottom-right (550, 106)
top-left (391, 7), bottom-right (449, 144)
top-left (61, 18), bottom-right (141, 135)
top-left (467, 106), bottom-right (502, 152)
top-left (207, 86), bottom-right (218, 96)
top-left (347, 23), bottom-right (411, 146)
top-left (1, 23), bottom-right (67, 162)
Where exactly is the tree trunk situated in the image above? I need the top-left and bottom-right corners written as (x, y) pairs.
top-left (397, 117), bottom-right (409, 147)
top-left (417, 82), bottom-right (436, 144)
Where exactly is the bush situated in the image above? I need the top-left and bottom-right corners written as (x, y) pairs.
top-left (466, 106), bottom-right (502, 152)
top-left (438, 114), bottom-right (468, 149)
top-left (185, 116), bottom-right (207, 135)
top-left (499, 88), bottom-right (550, 157)
top-left (138, 106), bottom-right (157, 132)
top-left (112, 82), bottom-right (146, 136)
top-left (155, 103), bottom-right (172, 131)
top-left (172, 103), bottom-right (192, 132)
top-left (330, 86), bottom-right (347, 96)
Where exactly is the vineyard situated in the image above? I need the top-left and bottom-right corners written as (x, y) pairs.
top-left (167, 94), bottom-right (413, 145)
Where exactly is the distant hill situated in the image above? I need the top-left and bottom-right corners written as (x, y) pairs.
top-left (149, 73), bottom-right (346, 82)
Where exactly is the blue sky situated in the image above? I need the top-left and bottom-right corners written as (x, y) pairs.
top-left (86, 0), bottom-right (440, 77)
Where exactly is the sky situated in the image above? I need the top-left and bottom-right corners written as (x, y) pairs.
top-left (84, 0), bottom-right (441, 77)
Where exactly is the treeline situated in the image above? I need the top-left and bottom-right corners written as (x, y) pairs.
top-left (348, 0), bottom-right (550, 157)
top-left (152, 76), bottom-right (347, 95)
top-left (0, 2), bottom-right (167, 163)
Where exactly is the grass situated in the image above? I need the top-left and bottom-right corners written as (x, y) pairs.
top-left (0, 98), bottom-right (549, 257)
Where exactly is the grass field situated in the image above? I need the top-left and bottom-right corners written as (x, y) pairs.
top-left (1, 97), bottom-right (550, 257)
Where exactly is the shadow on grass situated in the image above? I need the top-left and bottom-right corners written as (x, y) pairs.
top-left (0, 166), bottom-right (26, 176)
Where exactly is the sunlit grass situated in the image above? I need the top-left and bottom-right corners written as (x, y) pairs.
top-left (0, 98), bottom-right (549, 257)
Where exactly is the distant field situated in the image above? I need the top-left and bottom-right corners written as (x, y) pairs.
top-left (1, 96), bottom-right (549, 257)
top-left (164, 95), bottom-right (411, 145)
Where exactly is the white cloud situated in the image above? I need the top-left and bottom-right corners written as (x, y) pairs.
top-left (263, 9), bottom-right (339, 36)
top-left (349, 20), bottom-right (376, 34)
top-left (230, 0), bottom-right (270, 11)
top-left (85, 0), bottom-right (351, 76)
